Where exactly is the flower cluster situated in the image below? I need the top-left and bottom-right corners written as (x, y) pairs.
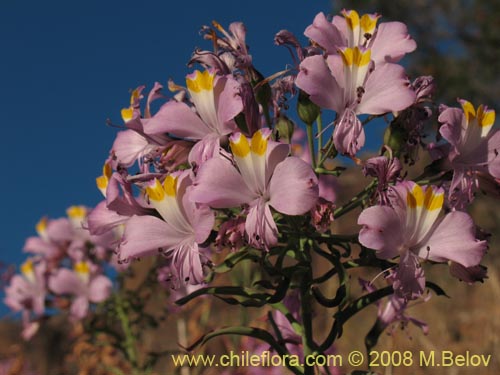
top-left (4, 207), bottom-right (115, 339)
top-left (3, 8), bottom-right (498, 375)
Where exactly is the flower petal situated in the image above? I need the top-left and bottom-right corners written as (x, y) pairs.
top-left (214, 75), bottom-right (243, 134)
top-left (358, 205), bottom-right (403, 259)
top-left (415, 211), bottom-right (487, 267)
top-left (144, 100), bottom-right (210, 139)
top-left (357, 63), bottom-right (415, 115)
top-left (245, 201), bottom-right (279, 249)
top-left (369, 22), bottom-right (417, 64)
top-left (304, 12), bottom-right (345, 54)
top-left (119, 215), bottom-right (187, 260)
top-left (190, 157), bottom-right (256, 207)
top-left (268, 157), bottom-right (319, 215)
top-left (88, 275), bottom-right (113, 303)
top-left (49, 269), bottom-right (85, 296)
top-left (296, 55), bottom-right (342, 112)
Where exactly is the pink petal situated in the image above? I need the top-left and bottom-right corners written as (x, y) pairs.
top-left (370, 22), bottom-right (417, 64)
top-left (46, 218), bottom-right (74, 243)
top-left (265, 141), bottom-right (290, 186)
top-left (112, 130), bottom-right (152, 167)
top-left (144, 100), bottom-right (210, 139)
top-left (358, 205), bottom-right (403, 259)
top-left (183, 191), bottom-right (215, 244)
top-left (296, 55), bottom-right (342, 112)
top-left (190, 157), bottom-right (257, 207)
top-left (415, 211), bottom-right (487, 267)
top-left (71, 296), bottom-right (89, 320)
top-left (119, 215), bottom-right (187, 260)
top-left (487, 131), bottom-right (500, 178)
top-left (170, 243), bottom-right (204, 285)
top-left (214, 75), bottom-right (243, 134)
top-left (333, 110), bottom-right (365, 156)
top-left (87, 201), bottom-right (129, 236)
top-left (438, 107), bottom-right (463, 149)
top-left (304, 12), bottom-right (345, 54)
top-left (188, 133), bottom-right (220, 167)
top-left (268, 157), bottom-right (319, 215)
top-left (88, 275), bottom-right (113, 303)
top-left (357, 63), bottom-right (415, 115)
top-left (245, 201), bottom-right (279, 249)
top-left (23, 237), bottom-right (60, 259)
top-left (49, 269), bottom-right (85, 296)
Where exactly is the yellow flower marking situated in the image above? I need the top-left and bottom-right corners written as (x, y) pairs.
top-left (342, 9), bottom-right (360, 30)
top-left (21, 259), bottom-right (34, 277)
top-left (74, 261), bottom-right (90, 275)
top-left (186, 70), bottom-right (215, 93)
top-left (477, 105), bottom-right (495, 128)
top-left (230, 133), bottom-right (251, 157)
top-left (146, 179), bottom-right (166, 201)
top-left (67, 206), bottom-right (87, 220)
top-left (407, 184), bottom-right (424, 208)
top-left (120, 88), bottom-right (142, 122)
top-left (423, 186), bottom-right (444, 211)
top-left (360, 14), bottom-right (379, 34)
top-left (96, 162), bottom-right (113, 191)
top-left (339, 47), bottom-right (371, 67)
top-left (250, 130), bottom-right (268, 156)
top-left (407, 184), bottom-right (443, 210)
top-left (163, 175), bottom-right (178, 197)
top-left (460, 100), bottom-right (496, 128)
top-left (35, 217), bottom-right (48, 236)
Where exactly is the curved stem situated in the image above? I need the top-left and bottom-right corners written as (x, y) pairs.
top-left (333, 180), bottom-right (377, 219)
top-left (306, 124), bottom-right (317, 169)
top-left (316, 114), bottom-right (323, 165)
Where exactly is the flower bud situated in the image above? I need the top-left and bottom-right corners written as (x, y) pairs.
top-left (274, 115), bottom-right (295, 143)
top-left (383, 122), bottom-right (407, 157)
top-left (297, 90), bottom-right (320, 125)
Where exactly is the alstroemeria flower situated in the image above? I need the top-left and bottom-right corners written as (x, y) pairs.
top-left (439, 100), bottom-right (500, 208)
top-left (23, 216), bottom-right (73, 262)
top-left (4, 259), bottom-right (47, 339)
top-left (190, 129), bottom-right (319, 249)
top-left (144, 70), bottom-right (243, 166)
top-left (305, 10), bottom-right (416, 64)
top-left (118, 171), bottom-right (214, 285)
top-left (296, 48), bottom-right (415, 156)
top-left (49, 261), bottom-right (112, 320)
top-left (358, 181), bottom-right (487, 299)
top-left (114, 84), bottom-right (175, 170)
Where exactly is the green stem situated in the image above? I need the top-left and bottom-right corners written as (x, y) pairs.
top-left (316, 114), bottom-right (323, 165)
top-left (318, 139), bottom-right (335, 168)
top-left (333, 180), bottom-right (377, 219)
top-left (306, 124), bottom-right (317, 169)
top-left (300, 242), bottom-right (316, 375)
top-left (115, 294), bottom-right (139, 370)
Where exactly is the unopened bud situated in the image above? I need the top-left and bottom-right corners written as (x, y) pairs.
top-left (383, 122), bottom-right (407, 157)
top-left (275, 115), bottom-right (295, 143)
top-left (297, 90), bottom-right (320, 125)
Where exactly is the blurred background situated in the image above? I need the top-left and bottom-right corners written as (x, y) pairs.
top-left (1, 0), bottom-right (499, 374)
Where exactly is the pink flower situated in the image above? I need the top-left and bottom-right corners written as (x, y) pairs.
top-left (4, 259), bottom-right (47, 340)
top-left (305, 10), bottom-right (416, 64)
top-left (49, 261), bottom-right (112, 320)
top-left (358, 181), bottom-right (487, 299)
top-left (439, 99), bottom-right (499, 209)
top-left (296, 48), bottom-right (415, 156)
top-left (144, 70), bottom-right (243, 166)
top-left (118, 171), bottom-right (214, 285)
top-left (190, 129), bottom-right (319, 250)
